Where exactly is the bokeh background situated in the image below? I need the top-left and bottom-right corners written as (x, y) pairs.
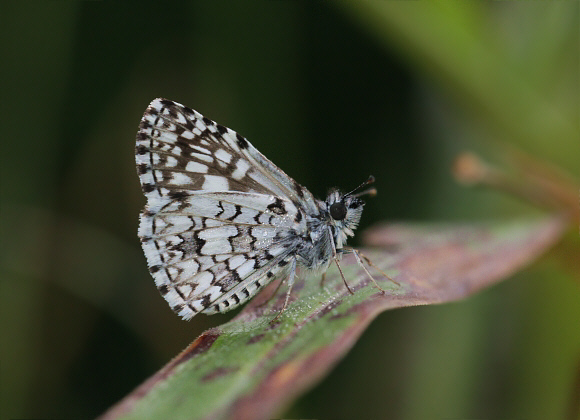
top-left (1, 2), bottom-right (578, 419)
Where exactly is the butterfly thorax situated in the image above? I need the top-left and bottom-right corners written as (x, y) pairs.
top-left (295, 190), bottom-right (364, 271)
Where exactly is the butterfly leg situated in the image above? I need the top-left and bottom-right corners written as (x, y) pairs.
top-left (327, 227), bottom-right (355, 295)
top-left (344, 247), bottom-right (400, 291)
top-left (319, 272), bottom-right (327, 288)
top-left (271, 257), bottom-right (297, 322)
top-left (333, 258), bottom-right (355, 295)
top-left (357, 250), bottom-right (400, 287)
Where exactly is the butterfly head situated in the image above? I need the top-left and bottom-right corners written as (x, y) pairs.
top-left (326, 176), bottom-right (376, 248)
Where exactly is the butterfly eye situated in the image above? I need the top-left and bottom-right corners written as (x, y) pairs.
top-left (329, 202), bottom-right (347, 221)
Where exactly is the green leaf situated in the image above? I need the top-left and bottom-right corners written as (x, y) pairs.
top-left (100, 216), bottom-right (565, 420)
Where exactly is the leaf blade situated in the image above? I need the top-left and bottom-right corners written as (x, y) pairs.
top-left (100, 216), bottom-right (565, 420)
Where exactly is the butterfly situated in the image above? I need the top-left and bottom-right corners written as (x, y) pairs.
top-left (136, 98), bottom-right (392, 321)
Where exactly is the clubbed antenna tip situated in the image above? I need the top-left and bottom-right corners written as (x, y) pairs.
top-left (349, 175), bottom-right (377, 198)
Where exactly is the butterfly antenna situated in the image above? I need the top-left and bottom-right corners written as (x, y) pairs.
top-left (348, 175), bottom-right (377, 198)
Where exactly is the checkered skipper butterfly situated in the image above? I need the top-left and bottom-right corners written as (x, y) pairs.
top-left (136, 98), bottom-right (391, 321)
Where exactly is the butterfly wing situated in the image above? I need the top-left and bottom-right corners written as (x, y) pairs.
top-left (136, 98), bottom-right (318, 213)
top-left (136, 99), bottom-right (310, 319)
top-left (139, 191), bottom-right (306, 319)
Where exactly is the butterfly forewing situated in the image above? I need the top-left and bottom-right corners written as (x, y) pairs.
top-left (136, 99), bottom-right (313, 201)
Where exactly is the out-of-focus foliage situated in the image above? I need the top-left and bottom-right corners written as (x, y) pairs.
top-left (1, 2), bottom-right (578, 420)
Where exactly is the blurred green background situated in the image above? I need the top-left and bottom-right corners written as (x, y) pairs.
top-left (1, 2), bottom-right (578, 419)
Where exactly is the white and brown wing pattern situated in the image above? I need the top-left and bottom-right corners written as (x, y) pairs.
top-left (136, 98), bottom-right (316, 206)
top-left (135, 99), bottom-right (310, 320)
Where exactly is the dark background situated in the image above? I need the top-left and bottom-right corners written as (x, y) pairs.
top-left (1, 2), bottom-right (578, 419)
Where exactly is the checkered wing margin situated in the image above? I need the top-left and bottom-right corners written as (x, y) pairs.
top-left (135, 99), bottom-right (311, 320)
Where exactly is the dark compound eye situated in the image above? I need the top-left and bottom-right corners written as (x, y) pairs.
top-left (329, 202), bottom-right (347, 221)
